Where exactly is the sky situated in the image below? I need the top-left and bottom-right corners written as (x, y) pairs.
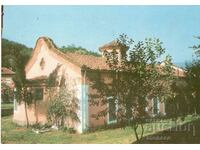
top-left (2, 5), bottom-right (200, 65)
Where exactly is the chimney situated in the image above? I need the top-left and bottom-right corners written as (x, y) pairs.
top-left (99, 40), bottom-right (128, 62)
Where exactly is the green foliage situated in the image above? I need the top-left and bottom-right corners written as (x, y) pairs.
top-left (1, 103), bottom-right (13, 110)
top-left (191, 36), bottom-right (200, 57)
top-left (47, 99), bottom-right (67, 127)
top-left (170, 77), bottom-right (189, 115)
top-left (46, 65), bottom-right (62, 87)
top-left (184, 36), bottom-right (200, 114)
top-left (92, 34), bottom-right (174, 119)
top-left (1, 83), bottom-right (14, 103)
top-left (2, 38), bottom-right (33, 103)
top-left (47, 87), bottom-right (80, 127)
top-left (1, 103), bottom-right (13, 117)
top-left (67, 128), bottom-right (76, 134)
top-left (185, 60), bottom-right (200, 114)
top-left (2, 38), bottom-right (34, 127)
top-left (2, 38), bottom-right (32, 69)
top-left (46, 66), bottom-right (79, 128)
top-left (186, 60), bottom-right (200, 93)
top-left (60, 44), bottom-right (100, 57)
top-left (89, 34), bottom-right (174, 142)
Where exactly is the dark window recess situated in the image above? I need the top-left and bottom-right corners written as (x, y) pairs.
top-left (108, 98), bottom-right (116, 122)
top-left (34, 88), bottom-right (43, 100)
top-left (40, 58), bottom-right (45, 70)
top-left (153, 98), bottom-right (158, 114)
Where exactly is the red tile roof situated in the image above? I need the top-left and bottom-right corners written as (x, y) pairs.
top-left (42, 37), bottom-right (110, 70)
top-left (42, 37), bottom-right (186, 76)
top-left (1, 67), bottom-right (15, 75)
top-left (63, 52), bottom-right (109, 70)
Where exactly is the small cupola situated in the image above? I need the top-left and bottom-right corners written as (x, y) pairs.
top-left (99, 40), bottom-right (128, 62)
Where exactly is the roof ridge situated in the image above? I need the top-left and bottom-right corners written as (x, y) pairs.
top-left (63, 51), bottom-right (103, 59)
top-left (41, 37), bottom-right (107, 69)
top-left (1, 67), bottom-right (15, 74)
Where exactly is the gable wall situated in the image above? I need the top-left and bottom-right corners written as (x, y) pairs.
top-left (26, 39), bottom-right (82, 80)
top-left (14, 38), bottom-right (83, 131)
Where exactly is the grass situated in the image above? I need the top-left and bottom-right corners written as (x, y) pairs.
top-left (136, 116), bottom-right (200, 144)
top-left (1, 103), bottom-right (13, 117)
top-left (1, 115), bottom-right (200, 144)
top-left (1, 103), bottom-right (13, 110)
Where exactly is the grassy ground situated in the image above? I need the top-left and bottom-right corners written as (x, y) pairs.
top-left (1, 103), bottom-right (13, 110)
top-left (1, 115), bottom-right (200, 144)
top-left (135, 116), bottom-right (200, 144)
top-left (1, 103), bottom-right (13, 117)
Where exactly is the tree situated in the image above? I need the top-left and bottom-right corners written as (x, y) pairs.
top-left (185, 36), bottom-right (200, 114)
top-left (166, 77), bottom-right (189, 122)
top-left (47, 94), bottom-right (67, 127)
top-left (191, 36), bottom-right (200, 58)
top-left (1, 82), bottom-right (14, 103)
top-left (187, 62), bottom-right (200, 114)
top-left (88, 34), bottom-right (174, 142)
top-left (2, 38), bottom-right (32, 68)
top-left (2, 39), bottom-right (33, 127)
top-left (185, 60), bottom-right (200, 114)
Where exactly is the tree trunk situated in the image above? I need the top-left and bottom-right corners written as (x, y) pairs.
top-left (194, 107), bottom-right (197, 115)
top-left (133, 123), bottom-right (139, 143)
top-left (133, 122), bottom-right (144, 143)
top-left (140, 123), bottom-right (144, 139)
top-left (34, 100), bottom-right (38, 124)
top-left (133, 127), bottom-right (139, 142)
top-left (24, 101), bottom-right (29, 127)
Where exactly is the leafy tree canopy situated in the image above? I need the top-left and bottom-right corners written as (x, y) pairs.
top-left (191, 36), bottom-right (200, 58)
top-left (2, 38), bottom-right (32, 70)
top-left (88, 34), bottom-right (174, 142)
top-left (185, 36), bottom-right (200, 114)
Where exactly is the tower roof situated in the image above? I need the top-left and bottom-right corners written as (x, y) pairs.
top-left (99, 40), bottom-right (129, 52)
top-left (1, 67), bottom-right (15, 75)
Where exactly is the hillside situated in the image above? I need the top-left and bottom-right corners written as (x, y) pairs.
top-left (2, 38), bottom-right (32, 71)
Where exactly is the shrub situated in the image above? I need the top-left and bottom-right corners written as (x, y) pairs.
top-left (47, 87), bottom-right (80, 129)
top-left (68, 128), bottom-right (76, 134)
top-left (47, 99), bottom-right (67, 127)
